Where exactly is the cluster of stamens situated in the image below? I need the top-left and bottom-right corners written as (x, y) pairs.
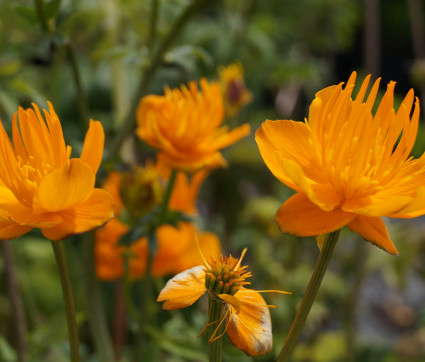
top-left (204, 255), bottom-right (251, 296)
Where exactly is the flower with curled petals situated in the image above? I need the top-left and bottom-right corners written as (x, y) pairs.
top-left (136, 78), bottom-right (251, 172)
top-left (256, 72), bottom-right (425, 255)
top-left (0, 102), bottom-right (114, 241)
top-left (157, 248), bottom-right (289, 357)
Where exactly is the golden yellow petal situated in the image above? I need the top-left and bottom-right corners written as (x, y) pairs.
top-left (276, 193), bottom-right (355, 236)
top-left (41, 188), bottom-right (114, 240)
top-left (347, 216), bottom-right (399, 255)
top-left (226, 288), bottom-right (272, 357)
top-left (157, 265), bottom-right (206, 310)
top-left (80, 120), bottom-right (105, 174)
top-left (34, 159), bottom-right (95, 213)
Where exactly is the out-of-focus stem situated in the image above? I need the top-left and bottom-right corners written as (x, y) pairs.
top-left (277, 230), bottom-right (340, 362)
top-left (64, 41), bottom-right (90, 128)
top-left (81, 233), bottom-right (116, 362)
top-left (2, 241), bottom-right (27, 362)
top-left (51, 240), bottom-right (80, 362)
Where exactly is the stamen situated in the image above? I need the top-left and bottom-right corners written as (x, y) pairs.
top-left (234, 247), bottom-right (247, 271)
top-left (194, 233), bottom-right (210, 268)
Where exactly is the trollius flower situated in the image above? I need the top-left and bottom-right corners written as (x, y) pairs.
top-left (136, 78), bottom-right (251, 172)
top-left (0, 102), bottom-right (114, 240)
top-left (256, 72), bottom-right (425, 255)
top-left (157, 248), bottom-right (289, 356)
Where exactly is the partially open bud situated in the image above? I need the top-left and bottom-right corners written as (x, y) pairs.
top-left (120, 163), bottom-right (164, 218)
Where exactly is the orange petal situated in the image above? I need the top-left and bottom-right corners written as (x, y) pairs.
top-left (389, 187), bottom-right (425, 218)
top-left (34, 159), bottom-right (95, 213)
top-left (10, 211), bottom-right (63, 228)
top-left (226, 288), bottom-right (272, 357)
top-left (0, 222), bottom-right (32, 240)
top-left (41, 188), bottom-right (114, 240)
top-left (80, 120), bottom-right (105, 174)
top-left (347, 216), bottom-right (399, 255)
top-left (157, 265), bottom-right (206, 310)
top-left (276, 156), bottom-right (342, 211)
top-left (211, 123), bottom-right (251, 149)
top-left (276, 193), bottom-right (355, 236)
top-left (343, 195), bottom-right (413, 217)
top-left (256, 119), bottom-right (323, 188)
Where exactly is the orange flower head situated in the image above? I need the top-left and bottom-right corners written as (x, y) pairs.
top-left (0, 102), bottom-right (114, 240)
top-left (218, 62), bottom-right (253, 117)
top-left (157, 248), bottom-right (290, 356)
top-left (136, 78), bottom-right (251, 172)
top-left (256, 72), bottom-right (425, 255)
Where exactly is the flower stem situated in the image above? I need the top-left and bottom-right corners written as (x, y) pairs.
top-left (51, 240), bottom-right (80, 362)
top-left (2, 241), bottom-right (27, 362)
top-left (206, 296), bottom-right (224, 362)
top-left (158, 169), bottom-right (177, 224)
top-left (277, 230), bottom-right (340, 362)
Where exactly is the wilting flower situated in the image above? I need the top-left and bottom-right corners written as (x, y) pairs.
top-left (157, 248), bottom-right (289, 356)
top-left (95, 166), bottom-right (221, 280)
top-left (256, 72), bottom-right (425, 255)
top-left (218, 62), bottom-right (253, 117)
top-left (136, 78), bottom-right (251, 172)
top-left (0, 102), bottom-right (113, 240)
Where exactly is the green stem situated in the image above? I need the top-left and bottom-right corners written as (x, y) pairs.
top-left (64, 41), bottom-right (90, 128)
top-left (277, 230), bottom-right (340, 362)
top-left (147, 0), bottom-right (159, 51)
top-left (51, 240), bottom-right (80, 362)
top-left (106, 0), bottom-right (209, 161)
top-left (34, 0), bottom-right (54, 33)
top-left (81, 234), bottom-right (115, 362)
top-left (206, 296), bottom-right (224, 362)
top-left (2, 241), bottom-right (27, 362)
top-left (158, 169), bottom-right (177, 224)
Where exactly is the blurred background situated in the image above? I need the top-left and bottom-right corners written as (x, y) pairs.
top-left (1, 0), bottom-right (425, 361)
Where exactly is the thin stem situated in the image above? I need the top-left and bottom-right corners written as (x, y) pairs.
top-left (64, 41), bottom-right (90, 128)
top-left (106, 0), bottom-right (209, 161)
top-left (51, 240), bottom-right (80, 362)
top-left (34, 0), bottom-right (54, 33)
top-left (206, 296), bottom-right (224, 362)
top-left (2, 241), bottom-right (27, 362)
top-left (147, 0), bottom-right (159, 51)
top-left (81, 233), bottom-right (115, 362)
top-left (158, 169), bottom-right (177, 224)
top-left (277, 230), bottom-right (340, 362)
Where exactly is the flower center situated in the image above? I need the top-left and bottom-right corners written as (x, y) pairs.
top-left (204, 255), bottom-right (251, 296)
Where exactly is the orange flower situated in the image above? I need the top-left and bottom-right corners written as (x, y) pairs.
top-left (0, 102), bottom-right (113, 240)
top-left (95, 167), bottom-right (220, 280)
top-left (218, 62), bottom-right (253, 117)
top-left (157, 249), bottom-right (289, 357)
top-left (136, 78), bottom-right (251, 172)
top-left (256, 72), bottom-right (425, 255)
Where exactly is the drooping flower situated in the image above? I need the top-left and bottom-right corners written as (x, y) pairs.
top-left (256, 72), bottom-right (425, 255)
top-left (95, 165), bottom-right (221, 280)
top-left (0, 102), bottom-right (114, 241)
top-left (218, 62), bottom-right (253, 117)
top-left (157, 248), bottom-right (289, 357)
top-left (136, 78), bottom-right (251, 172)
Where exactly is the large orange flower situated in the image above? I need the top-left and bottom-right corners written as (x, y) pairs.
top-left (136, 78), bottom-right (251, 172)
top-left (0, 102), bottom-right (113, 240)
top-left (256, 72), bottom-right (425, 255)
top-left (157, 249), bottom-right (289, 357)
top-left (95, 167), bottom-right (220, 280)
